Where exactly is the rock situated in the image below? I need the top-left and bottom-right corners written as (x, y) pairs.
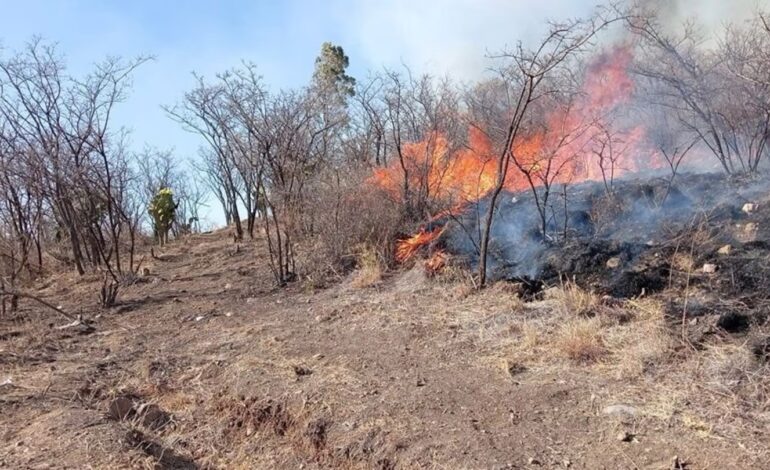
top-left (716, 312), bottom-right (750, 333)
top-left (107, 396), bottom-right (134, 421)
top-left (246, 297), bottom-right (258, 304)
top-left (293, 365), bottom-right (313, 376)
top-left (0, 376), bottom-right (13, 389)
top-left (701, 263), bottom-right (717, 274)
top-left (606, 257), bottom-right (621, 269)
top-left (416, 378), bottom-right (427, 387)
top-left (501, 359), bottom-right (527, 377)
top-left (142, 267), bottom-right (151, 276)
top-left (563, 460), bottom-right (572, 468)
top-left (136, 403), bottom-right (171, 429)
top-left (617, 431), bottom-right (633, 442)
top-left (717, 244), bottom-right (732, 255)
top-left (224, 283), bottom-right (232, 290)
top-left (194, 315), bottom-right (205, 322)
top-left (225, 311), bottom-right (233, 317)
top-left (742, 203), bottom-right (757, 213)
top-left (602, 404), bottom-right (637, 417)
top-left (528, 457), bottom-right (541, 466)
top-left (735, 223), bottom-right (758, 242)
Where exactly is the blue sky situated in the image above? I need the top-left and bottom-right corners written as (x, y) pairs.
top-left (0, 0), bottom-right (759, 225)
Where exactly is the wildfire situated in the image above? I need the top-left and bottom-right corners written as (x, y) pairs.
top-left (395, 226), bottom-right (445, 263)
top-left (424, 250), bottom-right (448, 275)
top-left (374, 45), bottom-right (658, 269)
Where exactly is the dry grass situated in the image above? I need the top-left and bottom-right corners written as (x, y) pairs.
top-left (350, 245), bottom-right (383, 288)
top-left (670, 252), bottom-right (696, 272)
top-left (555, 318), bottom-right (607, 363)
top-left (548, 282), bottom-right (599, 317)
top-left (604, 298), bottom-right (675, 378)
top-left (702, 344), bottom-right (768, 396)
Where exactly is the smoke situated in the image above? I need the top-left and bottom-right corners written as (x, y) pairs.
top-left (330, 0), bottom-right (599, 81)
top-left (445, 172), bottom-right (768, 282)
top-left (640, 0), bottom-right (762, 43)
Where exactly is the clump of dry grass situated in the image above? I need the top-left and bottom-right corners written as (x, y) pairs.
top-left (548, 282), bottom-right (599, 317)
top-left (604, 297), bottom-right (675, 378)
top-left (670, 252), bottom-right (696, 272)
top-left (555, 318), bottom-right (606, 363)
top-left (702, 344), bottom-right (767, 395)
top-left (350, 245), bottom-right (383, 288)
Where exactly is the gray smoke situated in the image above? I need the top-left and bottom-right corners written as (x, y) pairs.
top-left (442, 172), bottom-right (768, 282)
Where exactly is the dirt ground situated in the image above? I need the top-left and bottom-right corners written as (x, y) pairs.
top-left (2, 230), bottom-right (769, 469)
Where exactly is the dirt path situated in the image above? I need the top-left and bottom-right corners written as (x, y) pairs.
top-left (1, 231), bottom-right (765, 468)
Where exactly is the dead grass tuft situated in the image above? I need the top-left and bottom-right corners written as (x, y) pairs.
top-left (604, 297), bottom-right (675, 378)
top-left (350, 245), bottom-right (383, 288)
top-left (702, 344), bottom-right (767, 395)
top-left (555, 318), bottom-right (606, 363)
top-left (548, 282), bottom-right (599, 317)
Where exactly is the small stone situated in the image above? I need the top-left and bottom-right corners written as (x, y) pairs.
top-left (312, 353), bottom-right (325, 361)
top-left (563, 460), bottom-right (572, 468)
top-left (742, 203), bottom-right (757, 213)
top-left (245, 297), bottom-right (257, 304)
top-left (416, 378), bottom-right (427, 387)
top-left (606, 257), bottom-right (621, 269)
top-left (194, 315), bottom-right (205, 322)
top-left (617, 431), bottom-right (633, 442)
top-left (224, 283), bottom-right (232, 290)
top-left (136, 403), bottom-right (171, 429)
top-left (702, 263), bottom-right (717, 274)
top-left (293, 365), bottom-right (313, 376)
top-left (717, 245), bottom-right (732, 255)
top-left (502, 359), bottom-right (526, 377)
top-left (225, 311), bottom-right (233, 317)
top-left (602, 404), bottom-right (637, 417)
top-left (528, 457), bottom-right (540, 465)
top-left (107, 396), bottom-right (134, 421)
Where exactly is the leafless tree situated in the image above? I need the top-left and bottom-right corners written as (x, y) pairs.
top-left (0, 39), bottom-right (149, 308)
top-left (473, 10), bottom-right (620, 287)
top-left (164, 76), bottom-right (246, 240)
top-left (627, 5), bottom-right (769, 175)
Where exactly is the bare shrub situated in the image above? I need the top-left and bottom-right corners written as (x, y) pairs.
top-left (301, 168), bottom-right (403, 283)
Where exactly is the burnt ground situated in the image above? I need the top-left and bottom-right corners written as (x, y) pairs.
top-left (2, 226), bottom-right (770, 469)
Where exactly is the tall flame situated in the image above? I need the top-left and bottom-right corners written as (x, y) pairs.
top-left (371, 45), bottom-right (660, 264)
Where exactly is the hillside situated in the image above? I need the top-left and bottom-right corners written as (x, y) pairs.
top-left (2, 227), bottom-right (769, 469)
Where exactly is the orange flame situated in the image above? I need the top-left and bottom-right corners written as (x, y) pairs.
top-left (424, 250), bottom-right (448, 275)
top-left (374, 45), bottom-right (661, 267)
top-left (395, 226), bottom-right (445, 263)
